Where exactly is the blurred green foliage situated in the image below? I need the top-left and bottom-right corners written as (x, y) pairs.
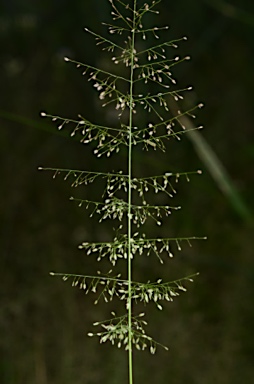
top-left (1, 0), bottom-right (254, 383)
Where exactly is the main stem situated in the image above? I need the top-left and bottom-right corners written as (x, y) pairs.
top-left (127, 2), bottom-right (137, 384)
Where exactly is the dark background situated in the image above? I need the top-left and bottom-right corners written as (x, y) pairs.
top-left (1, 0), bottom-right (254, 383)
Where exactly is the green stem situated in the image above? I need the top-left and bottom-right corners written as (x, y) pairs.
top-left (127, 2), bottom-right (137, 384)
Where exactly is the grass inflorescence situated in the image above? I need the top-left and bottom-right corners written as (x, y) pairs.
top-left (40, 1), bottom-right (206, 383)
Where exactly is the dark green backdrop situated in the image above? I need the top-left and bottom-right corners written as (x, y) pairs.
top-left (1, 0), bottom-right (254, 383)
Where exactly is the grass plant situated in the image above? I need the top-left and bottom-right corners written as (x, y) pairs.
top-left (39, 1), bottom-right (206, 383)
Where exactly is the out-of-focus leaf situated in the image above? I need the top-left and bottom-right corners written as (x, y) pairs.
top-left (204, 0), bottom-right (254, 27)
top-left (0, 110), bottom-right (78, 141)
top-left (170, 100), bottom-right (253, 223)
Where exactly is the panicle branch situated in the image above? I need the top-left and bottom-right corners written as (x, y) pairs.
top-left (78, 234), bottom-right (206, 265)
top-left (50, 270), bottom-right (198, 312)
